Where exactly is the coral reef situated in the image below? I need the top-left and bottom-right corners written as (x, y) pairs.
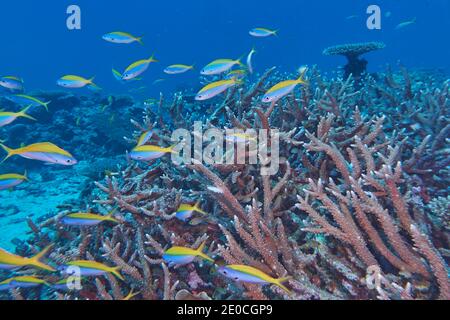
top-left (323, 42), bottom-right (386, 81)
top-left (0, 64), bottom-right (448, 300)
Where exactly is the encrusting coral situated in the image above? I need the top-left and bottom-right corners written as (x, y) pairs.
top-left (0, 63), bottom-right (448, 301)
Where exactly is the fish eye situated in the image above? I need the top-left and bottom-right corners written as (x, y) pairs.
top-left (66, 159), bottom-right (71, 163)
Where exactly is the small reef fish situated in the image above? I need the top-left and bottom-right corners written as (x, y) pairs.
top-left (385, 11), bottom-right (392, 18)
top-left (175, 202), bottom-right (207, 222)
top-left (395, 18), bottom-right (416, 30)
top-left (217, 264), bottom-right (292, 294)
top-left (137, 130), bottom-right (154, 146)
top-left (249, 28), bottom-right (278, 37)
top-left (61, 210), bottom-right (119, 226)
top-left (102, 31), bottom-right (143, 45)
top-left (0, 172), bottom-right (28, 190)
top-left (0, 245), bottom-right (55, 271)
top-left (195, 78), bottom-right (239, 101)
top-left (123, 289), bottom-right (140, 300)
top-left (0, 76), bottom-right (24, 91)
top-left (61, 260), bottom-right (124, 280)
top-left (164, 64), bottom-right (194, 75)
top-left (112, 69), bottom-right (142, 82)
top-left (201, 58), bottom-right (243, 76)
top-left (122, 55), bottom-right (158, 81)
top-left (57, 75), bottom-right (99, 89)
top-left (0, 276), bottom-right (48, 291)
top-left (345, 15), bottom-right (359, 20)
top-left (246, 48), bottom-right (257, 74)
top-left (262, 74), bottom-right (307, 103)
top-left (6, 94), bottom-right (50, 111)
top-left (0, 105), bottom-right (35, 127)
top-left (163, 241), bottom-right (214, 266)
top-left (0, 142), bottom-right (77, 166)
top-left (226, 69), bottom-right (247, 80)
top-left (51, 277), bottom-right (82, 291)
top-left (130, 144), bottom-right (176, 161)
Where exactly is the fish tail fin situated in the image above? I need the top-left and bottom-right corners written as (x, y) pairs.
top-left (0, 143), bottom-right (15, 163)
top-left (88, 76), bottom-right (96, 85)
top-left (111, 267), bottom-right (124, 281)
top-left (29, 245), bottom-right (55, 272)
top-left (194, 201), bottom-right (208, 215)
top-left (43, 101), bottom-right (51, 111)
top-left (23, 170), bottom-right (29, 181)
top-left (167, 143), bottom-right (178, 154)
top-left (273, 29), bottom-right (280, 36)
top-left (275, 276), bottom-right (293, 295)
top-left (18, 105), bottom-right (36, 121)
top-left (236, 55), bottom-right (245, 67)
top-left (197, 241), bottom-right (214, 263)
top-left (149, 54), bottom-right (158, 63)
top-left (136, 36), bottom-right (144, 45)
top-left (106, 208), bottom-right (119, 223)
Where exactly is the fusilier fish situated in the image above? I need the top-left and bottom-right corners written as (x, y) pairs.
top-left (246, 48), bottom-right (257, 74)
top-left (57, 75), bottom-right (99, 89)
top-left (0, 276), bottom-right (48, 291)
top-left (217, 264), bottom-right (292, 294)
top-left (0, 245), bottom-right (55, 271)
top-left (395, 17), bottom-right (416, 30)
top-left (164, 64), bottom-right (194, 74)
top-left (130, 144), bottom-right (176, 161)
top-left (163, 241), bottom-right (214, 266)
top-left (201, 58), bottom-right (243, 75)
top-left (136, 130), bottom-right (154, 146)
top-left (195, 78), bottom-right (239, 101)
top-left (0, 142), bottom-right (77, 166)
top-left (262, 73), bottom-right (307, 103)
top-left (122, 55), bottom-right (158, 80)
top-left (0, 105), bottom-right (35, 127)
top-left (61, 210), bottom-right (119, 226)
top-left (102, 31), bottom-right (143, 45)
top-left (0, 172), bottom-right (28, 190)
top-left (175, 202), bottom-right (207, 222)
top-left (60, 260), bottom-right (124, 280)
top-left (249, 28), bottom-right (278, 37)
top-left (6, 94), bottom-right (50, 111)
top-left (0, 76), bottom-right (24, 91)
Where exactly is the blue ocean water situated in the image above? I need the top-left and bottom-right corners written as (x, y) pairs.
top-left (1, 0), bottom-right (449, 97)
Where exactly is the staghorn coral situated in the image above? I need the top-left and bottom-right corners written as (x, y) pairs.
top-left (1, 65), bottom-right (448, 301)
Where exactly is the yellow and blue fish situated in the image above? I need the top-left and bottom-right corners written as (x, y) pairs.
top-left (246, 48), bottom-right (257, 74)
top-left (0, 276), bottom-right (48, 291)
top-left (136, 130), bottom-right (154, 147)
top-left (6, 94), bottom-right (50, 111)
top-left (0, 245), bottom-right (55, 271)
top-left (51, 277), bottom-right (83, 291)
top-left (60, 260), bottom-right (124, 280)
top-left (61, 209), bottom-right (119, 226)
top-left (262, 72), bottom-right (307, 103)
top-left (217, 264), bottom-right (292, 294)
top-left (0, 76), bottom-right (24, 91)
top-left (57, 75), bottom-right (99, 89)
top-left (122, 55), bottom-right (158, 81)
top-left (163, 241), bottom-right (214, 266)
top-left (1, 142), bottom-right (77, 165)
top-left (164, 64), bottom-right (194, 75)
top-left (130, 144), bottom-right (176, 161)
top-left (249, 28), bottom-right (278, 37)
top-left (0, 172), bottom-right (28, 191)
top-left (201, 58), bottom-right (243, 76)
top-left (102, 31), bottom-right (143, 45)
top-left (195, 78), bottom-right (239, 101)
top-left (175, 202), bottom-right (207, 222)
top-left (0, 105), bottom-right (35, 127)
